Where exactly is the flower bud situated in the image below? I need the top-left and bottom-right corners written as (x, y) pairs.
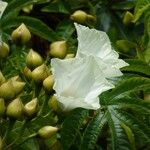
top-left (0, 80), bottom-right (15, 100)
top-left (26, 49), bottom-right (43, 69)
top-left (0, 42), bottom-right (10, 58)
top-left (23, 67), bottom-right (32, 80)
top-left (116, 40), bottom-right (136, 53)
top-left (65, 53), bottom-right (75, 59)
top-left (86, 14), bottom-right (97, 24)
top-left (8, 76), bottom-right (25, 96)
top-left (0, 98), bottom-right (5, 116)
top-left (50, 41), bottom-right (67, 59)
top-left (6, 98), bottom-right (24, 119)
top-left (43, 75), bottom-right (54, 93)
top-left (0, 71), bottom-right (5, 85)
top-left (10, 75), bottom-right (21, 82)
top-left (0, 137), bottom-right (3, 150)
top-left (11, 23), bottom-right (31, 44)
top-left (24, 98), bottom-right (38, 117)
top-left (22, 4), bottom-right (33, 14)
top-left (48, 95), bottom-right (58, 111)
top-left (12, 81), bottom-right (25, 96)
top-left (31, 64), bottom-right (50, 83)
top-left (123, 11), bottom-right (134, 26)
top-left (38, 126), bottom-right (58, 139)
top-left (70, 10), bottom-right (87, 24)
top-left (144, 93), bottom-right (150, 102)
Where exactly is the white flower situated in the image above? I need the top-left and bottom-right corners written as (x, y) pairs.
top-left (0, 1), bottom-right (7, 19)
top-left (74, 23), bottom-right (129, 78)
top-left (51, 56), bottom-right (114, 110)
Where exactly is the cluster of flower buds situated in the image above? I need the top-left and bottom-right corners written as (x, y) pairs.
top-left (0, 71), bottom-right (40, 119)
top-left (0, 75), bottom-right (25, 100)
top-left (70, 10), bottom-right (96, 24)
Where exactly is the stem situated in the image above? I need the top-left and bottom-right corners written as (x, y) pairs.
top-left (11, 133), bottom-right (37, 149)
top-left (33, 82), bottom-right (42, 98)
top-left (4, 120), bottom-right (28, 150)
top-left (2, 119), bottom-right (15, 141)
top-left (37, 94), bottom-right (49, 116)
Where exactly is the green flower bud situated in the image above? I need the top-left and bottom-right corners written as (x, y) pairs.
top-left (22, 4), bottom-right (33, 14)
top-left (24, 98), bottom-right (38, 117)
top-left (144, 93), bottom-right (150, 102)
top-left (116, 40), bottom-right (136, 53)
top-left (50, 41), bottom-right (67, 59)
top-left (0, 71), bottom-right (5, 85)
top-left (11, 23), bottom-right (31, 44)
top-left (43, 75), bottom-right (54, 93)
top-left (0, 80), bottom-right (15, 100)
top-left (8, 76), bottom-right (25, 96)
top-left (86, 14), bottom-right (97, 24)
top-left (38, 126), bottom-right (58, 139)
top-left (12, 81), bottom-right (25, 96)
top-left (65, 53), bottom-right (75, 59)
top-left (70, 10), bottom-right (87, 24)
top-left (9, 75), bottom-right (21, 82)
top-left (50, 141), bottom-right (61, 150)
top-left (6, 98), bottom-right (24, 119)
top-left (48, 95), bottom-right (58, 111)
top-left (0, 42), bottom-right (10, 58)
top-left (123, 11), bottom-right (134, 26)
top-left (0, 98), bottom-right (5, 116)
top-left (23, 67), bottom-right (32, 80)
top-left (0, 137), bottom-right (3, 150)
top-left (31, 64), bottom-right (50, 83)
top-left (26, 49), bottom-right (43, 69)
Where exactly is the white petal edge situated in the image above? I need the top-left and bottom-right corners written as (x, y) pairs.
top-left (0, 1), bottom-right (7, 19)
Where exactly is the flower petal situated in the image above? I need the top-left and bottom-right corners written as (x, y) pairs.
top-left (75, 23), bottom-right (113, 59)
top-left (51, 56), bottom-right (114, 110)
top-left (55, 95), bottom-right (100, 110)
top-left (0, 1), bottom-right (7, 19)
top-left (74, 23), bottom-right (129, 78)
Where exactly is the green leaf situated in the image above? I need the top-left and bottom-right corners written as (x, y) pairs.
top-left (0, 16), bottom-right (58, 41)
top-left (61, 108), bottom-right (89, 150)
top-left (2, 0), bottom-right (37, 18)
top-left (133, 0), bottom-right (150, 22)
top-left (80, 111), bottom-right (106, 150)
top-left (107, 108), bottom-right (131, 150)
top-left (41, 0), bottom-right (70, 14)
top-left (121, 122), bottom-right (135, 149)
top-left (56, 20), bottom-right (75, 40)
top-left (113, 110), bottom-right (150, 142)
top-left (108, 77), bottom-right (150, 100)
top-left (111, 0), bottom-right (136, 10)
top-left (144, 48), bottom-right (150, 64)
top-left (122, 59), bottom-right (150, 76)
top-left (108, 97), bottom-right (150, 116)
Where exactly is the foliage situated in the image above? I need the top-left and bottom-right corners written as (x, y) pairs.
top-left (0, 0), bottom-right (150, 150)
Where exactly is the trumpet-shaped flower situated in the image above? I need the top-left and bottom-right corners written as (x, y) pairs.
top-left (75, 23), bottom-right (129, 78)
top-left (51, 56), bottom-right (114, 110)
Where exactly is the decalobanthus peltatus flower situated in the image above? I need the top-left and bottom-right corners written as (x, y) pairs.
top-left (51, 56), bottom-right (114, 111)
top-left (75, 23), bottom-right (129, 79)
top-left (51, 23), bottom-right (128, 111)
